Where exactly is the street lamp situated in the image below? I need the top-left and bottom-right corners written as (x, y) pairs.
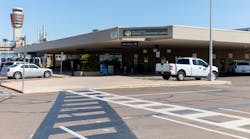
top-left (208, 0), bottom-right (214, 81)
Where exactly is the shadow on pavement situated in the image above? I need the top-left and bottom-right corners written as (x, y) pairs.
top-left (32, 91), bottom-right (137, 139)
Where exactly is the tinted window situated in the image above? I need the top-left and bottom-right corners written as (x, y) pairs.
top-left (10, 65), bottom-right (18, 67)
top-left (237, 62), bottom-right (249, 65)
top-left (4, 62), bottom-right (14, 66)
top-left (177, 59), bottom-right (190, 65)
top-left (192, 60), bottom-right (198, 65)
top-left (198, 60), bottom-right (207, 67)
top-left (21, 65), bottom-right (30, 68)
top-left (30, 65), bottom-right (38, 68)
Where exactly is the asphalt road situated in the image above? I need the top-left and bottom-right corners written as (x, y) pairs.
top-left (1, 76), bottom-right (250, 139)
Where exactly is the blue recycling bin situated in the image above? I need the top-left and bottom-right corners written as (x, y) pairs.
top-left (100, 64), bottom-right (108, 76)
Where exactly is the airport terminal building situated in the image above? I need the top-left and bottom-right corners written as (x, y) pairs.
top-left (14, 25), bottom-right (250, 74)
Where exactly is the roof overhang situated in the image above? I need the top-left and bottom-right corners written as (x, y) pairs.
top-left (14, 25), bottom-right (250, 54)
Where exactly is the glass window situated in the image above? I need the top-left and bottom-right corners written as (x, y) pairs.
top-left (237, 62), bottom-right (249, 65)
top-left (198, 60), bottom-right (207, 67)
top-left (30, 65), bottom-right (38, 69)
top-left (177, 59), bottom-right (190, 65)
top-left (192, 60), bottom-right (198, 65)
top-left (21, 65), bottom-right (30, 68)
top-left (10, 65), bottom-right (18, 68)
top-left (4, 62), bottom-right (14, 66)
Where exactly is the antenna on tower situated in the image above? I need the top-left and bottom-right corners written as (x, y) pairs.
top-left (37, 25), bottom-right (48, 43)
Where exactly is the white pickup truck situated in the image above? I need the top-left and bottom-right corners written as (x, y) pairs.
top-left (155, 57), bottom-right (219, 81)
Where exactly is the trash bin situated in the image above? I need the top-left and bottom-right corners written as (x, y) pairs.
top-left (100, 64), bottom-right (108, 76)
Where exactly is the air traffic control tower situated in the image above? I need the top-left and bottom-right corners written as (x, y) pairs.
top-left (10, 7), bottom-right (24, 46)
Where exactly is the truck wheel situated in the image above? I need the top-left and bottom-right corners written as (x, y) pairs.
top-left (162, 74), bottom-right (170, 80)
top-left (177, 71), bottom-right (185, 81)
top-left (212, 71), bottom-right (218, 80)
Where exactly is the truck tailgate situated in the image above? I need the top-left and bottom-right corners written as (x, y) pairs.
top-left (155, 63), bottom-right (170, 72)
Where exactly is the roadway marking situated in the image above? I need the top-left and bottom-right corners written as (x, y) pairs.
top-left (66, 89), bottom-right (250, 136)
top-left (219, 108), bottom-right (250, 115)
top-left (59, 126), bottom-right (88, 139)
top-left (127, 89), bottom-right (223, 97)
top-left (153, 115), bottom-right (248, 139)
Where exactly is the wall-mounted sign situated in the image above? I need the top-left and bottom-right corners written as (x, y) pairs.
top-left (122, 27), bottom-right (171, 38)
top-left (121, 42), bottom-right (138, 47)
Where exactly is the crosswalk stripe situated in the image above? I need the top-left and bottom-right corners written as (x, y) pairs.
top-left (65, 89), bottom-right (250, 134)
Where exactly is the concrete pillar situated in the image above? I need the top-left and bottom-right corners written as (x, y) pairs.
top-left (52, 54), bottom-right (56, 70)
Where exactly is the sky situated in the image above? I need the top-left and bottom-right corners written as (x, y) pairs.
top-left (0, 0), bottom-right (250, 44)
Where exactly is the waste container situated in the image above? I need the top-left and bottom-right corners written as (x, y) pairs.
top-left (100, 64), bottom-right (108, 76)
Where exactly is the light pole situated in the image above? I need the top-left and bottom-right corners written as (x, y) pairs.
top-left (208, 0), bottom-right (214, 81)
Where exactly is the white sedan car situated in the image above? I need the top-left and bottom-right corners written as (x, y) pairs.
top-left (7, 64), bottom-right (53, 79)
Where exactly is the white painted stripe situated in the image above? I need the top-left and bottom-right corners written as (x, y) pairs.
top-left (219, 108), bottom-right (250, 115)
top-left (59, 126), bottom-right (88, 139)
top-left (104, 96), bottom-right (127, 100)
top-left (127, 89), bottom-right (223, 97)
top-left (155, 107), bottom-right (186, 112)
top-left (221, 119), bottom-right (250, 127)
top-left (184, 112), bottom-right (220, 118)
top-left (66, 90), bottom-right (250, 134)
top-left (153, 115), bottom-right (248, 139)
top-left (76, 91), bottom-right (94, 94)
top-left (137, 103), bottom-right (164, 107)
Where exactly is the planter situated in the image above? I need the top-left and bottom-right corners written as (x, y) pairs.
top-left (74, 71), bottom-right (100, 76)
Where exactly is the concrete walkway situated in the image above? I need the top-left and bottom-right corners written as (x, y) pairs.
top-left (0, 76), bottom-right (231, 94)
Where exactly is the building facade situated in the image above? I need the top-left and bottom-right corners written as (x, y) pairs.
top-left (14, 25), bottom-right (250, 74)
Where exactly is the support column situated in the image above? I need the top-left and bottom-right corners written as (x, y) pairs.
top-left (52, 54), bottom-right (56, 70)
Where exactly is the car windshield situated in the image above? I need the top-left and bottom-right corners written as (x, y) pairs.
top-left (10, 64), bottom-right (18, 67)
top-left (4, 62), bottom-right (14, 66)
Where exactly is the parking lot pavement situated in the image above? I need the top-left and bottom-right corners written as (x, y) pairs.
top-left (0, 92), bottom-right (58, 139)
top-left (1, 76), bottom-right (250, 139)
top-left (32, 92), bottom-right (137, 139)
top-left (0, 86), bottom-right (20, 102)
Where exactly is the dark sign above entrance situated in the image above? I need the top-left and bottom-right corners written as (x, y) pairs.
top-left (122, 27), bottom-right (171, 38)
top-left (121, 42), bottom-right (139, 47)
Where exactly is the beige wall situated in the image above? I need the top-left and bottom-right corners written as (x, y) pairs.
top-left (173, 25), bottom-right (250, 44)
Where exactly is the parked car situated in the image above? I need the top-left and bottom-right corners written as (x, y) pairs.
top-left (155, 57), bottom-right (219, 81)
top-left (228, 60), bottom-right (250, 74)
top-left (0, 61), bottom-right (28, 76)
top-left (6, 63), bottom-right (53, 79)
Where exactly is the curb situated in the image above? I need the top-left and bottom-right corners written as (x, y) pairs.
top-left (0, 84), bottom-right (23, 94)
top-left (0, 80), bottom-right (231, 94)
top-left (95, 81), bottom-right (232, 90)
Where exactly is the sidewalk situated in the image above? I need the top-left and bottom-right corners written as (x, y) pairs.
top-left (1, 75), bottom-right (231, 94)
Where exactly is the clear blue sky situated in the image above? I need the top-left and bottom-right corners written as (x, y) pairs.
top-left (1, 0), bottom-right (250, 43)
